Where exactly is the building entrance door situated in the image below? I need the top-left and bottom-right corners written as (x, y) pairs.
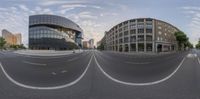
top-left (157, 44), bottom-right (162, 52)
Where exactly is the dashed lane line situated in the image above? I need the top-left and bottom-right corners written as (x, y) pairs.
top-left (23, 61), bottom-right (47, 66)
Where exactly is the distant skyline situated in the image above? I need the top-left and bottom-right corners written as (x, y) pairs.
top-left (0, 0), bottom-right (200, 46)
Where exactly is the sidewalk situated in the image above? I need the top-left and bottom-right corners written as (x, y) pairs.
top-left (100, 50), bottom-right (178, 58)
top-left (14, 49), bottom-right (83, 56)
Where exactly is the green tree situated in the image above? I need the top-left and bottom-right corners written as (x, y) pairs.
top-left (0, 37), bottom-right (6, 49)
top-left (196, 40), bottom-right (200, 49)
top-left (174, 31), bottom-right (188, 50)
top-left (97, 43), bottom-right (104, 50)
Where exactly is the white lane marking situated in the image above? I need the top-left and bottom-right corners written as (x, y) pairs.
top-left (61, 70), bottom-right (67, 73)
top-left (14, 52), bottom-right (82, 59)
top-left (187, 54), bottom-right (197, 58)
top-left (125, 61), bottom-right (151, 65)
top-left (23, 61), bottom-right (47, 66)
top-left (0, 54), bottom-right (93, 90)
top-left (198, 58), bottom-right (200, 65)
top-left (52, 72), bottom-right (57, 75)
top-left (68, 57), bottom-right (79, 62)
top-left (94, 55), bottom-right (186, 86)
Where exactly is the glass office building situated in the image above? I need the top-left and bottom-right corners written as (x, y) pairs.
top-left (29, 14), bottom-right (83, 50)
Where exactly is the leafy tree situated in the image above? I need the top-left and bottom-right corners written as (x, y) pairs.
top-left (0, 37), bottom-right (6, 49)
top-left (196, 40), bottom-right (200, 49)
top-left (97, 43), bottom-right (104, 50)
top-left (185, 41), bottom-right (193, 49)
top-left (174, 31), bottom-right (189, 50)
top-left (18, 44), bottom-right (26, 49)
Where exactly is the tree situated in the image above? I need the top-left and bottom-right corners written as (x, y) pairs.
top-left (97, 43), bottom-right (104, 50)
top-left (185, 41), bottom-right (193, 49)
top-left (174, 31), bottom-right (189, 50)
top-left (0, 37), bottom-right (6, 49)
top-left (196, 40), bottom-right (200, 49)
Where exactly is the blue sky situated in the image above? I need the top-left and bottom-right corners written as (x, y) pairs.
top-left (0, 0), bottom-right (200, 46)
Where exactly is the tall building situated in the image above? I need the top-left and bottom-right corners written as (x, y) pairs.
top-left (104, 18), bottom-right (179, 53)
top-left (1, 29), bottom-right (22, 46)
top-left (29, 14), bottom-right (83, 50)
top-left (88, 39), bottom-right (94, 49)
top-left (15, 34), bottom-right (22, 45)
top-left (83, 41), bottom-right (89, 49)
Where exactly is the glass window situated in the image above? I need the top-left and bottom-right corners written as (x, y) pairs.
top-left (138, 29), bottom-right (144, 34)
top-left (147, 43), bottom-right (152, 51)
top-left (130, 29), bottom-right (136, 34)
top-left (138, 19), bottom-right (144, 22)
top-left (130, 19), bottom-right (135, 23)
top-left (130, 36), bottom-right (136, 42)
top-left (146, 29), bottom-right (152, 33)
top-left (138, 43), bottom-right (144, 51)
top-left (119, 33), bottom-right (123, 37)
top-left (130, 44), bottom-right (136, 51)
top-left (124, 31), bottom-right (128, 36)
top-left (124, 37), bottom-right (129, 43)
top-left (146, 35), bottom-right (152, 41)
top-left (119, 39), bottom-right (123, 44)
top-left (138, 35), bottom-right (144, 41)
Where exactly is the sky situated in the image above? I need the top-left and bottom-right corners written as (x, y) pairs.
top-left (0, 0), bottom-right (200, 46)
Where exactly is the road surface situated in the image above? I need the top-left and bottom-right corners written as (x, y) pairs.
top-left (0, 50), bottom-right (200, 99)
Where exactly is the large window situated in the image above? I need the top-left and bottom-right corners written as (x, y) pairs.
top-left (119, 39), bottom-right (123, 44)
top-left (146, 29), bottom-right (152, 33)
top-left (138, 43), bottom-right (144, 51)
top-left (130, 43), bottom-right (136, 51)
top-left (138, 19), bottom-right (144, 22)
top-left (138, 35), bottom-right (144, 41)
top-left (147, 43), bottom-right (152, 51)
top-left (124, 26), bottom-right (128, 30)
top-left (124, 44), bottom-right (129, 52)
top-left (130, 36), bottom-right (136, 42)
top-left (146, 35), bottom-right (152, 41)
top-left (124, 31), bottom-right (128, 36)
top-left (138, 29), bottom-right (144, 34)
top-left (119, 33), bottom-right (123, 37)
top-left (124, 37), bottom-right (129, 43)
top-left (130, 29), bottom-right (136, 35)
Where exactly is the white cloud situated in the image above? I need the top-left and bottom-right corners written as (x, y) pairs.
top-left (18, 4), bottom-right (29, 12)
top-left (40, 0), bottom-right (87, 6)
top-left (59, 8), bottom-right (75, 14)
top-left (61, 4), bottom-right (87, 8)
top-left (78, 11), bottom-right (98, 19)
top-left (0, 6), bottom-right (54, 46)
top-left (182, 7), bottom-right (200, 11)
top-left (0, 7), bottom-right (29, 46)
top-left (100, 12), bottom-right (118, 17)
top-left (0, 8), bottom-right (7, 11)
top-left (181, 6), bottom-right (200, 45)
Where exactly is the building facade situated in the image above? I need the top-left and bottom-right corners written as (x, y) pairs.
top-left (104, 18), bottom-right (178, 53)
top-left (88, 39), bottom-right (94, 49)
top-left (83, 41), bottom-right (89, 49)
top-left (15, 34), bottom-right (22, 45)
top-left (2, 29), bottom-right (22, 46)
top-left (29, 14), bottom-right (83, 50)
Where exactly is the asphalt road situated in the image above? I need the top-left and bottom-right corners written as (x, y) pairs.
top-left (0, 49), bottom-right (200, 99)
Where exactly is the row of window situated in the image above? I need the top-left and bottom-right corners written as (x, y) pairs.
top-left (107, 28), bottom-right (153, 38)
top-left (29, 29), bottom-right (70, 40)
top-left (109, 43), bottom-right (153, 52)
top-left (110, 24), bottom-right (153, 32)
top-left (108, 35), bottom-right (153, 44)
